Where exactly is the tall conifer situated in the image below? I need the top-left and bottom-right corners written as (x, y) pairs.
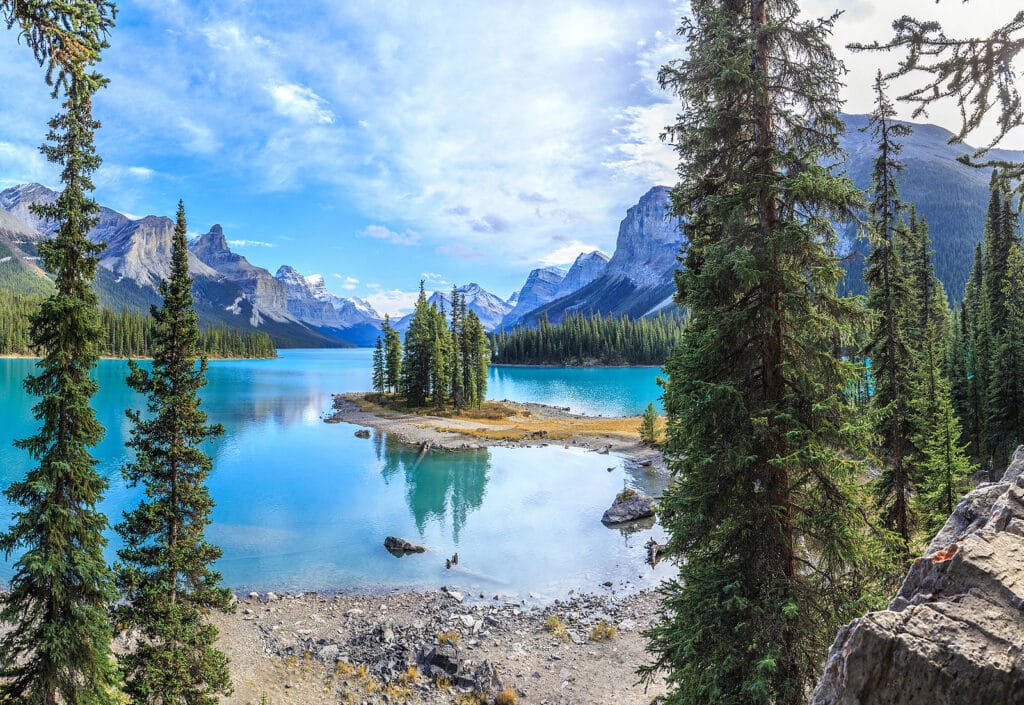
top-left (643, 2), bottom-right (877, 702)
top-left (116, 202), bottom-right (233, 704)
top-left (0, 3), bottom-right (119, 702)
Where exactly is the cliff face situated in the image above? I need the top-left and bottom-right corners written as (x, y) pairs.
top-left (811, 447), bottom-right (1024, 705)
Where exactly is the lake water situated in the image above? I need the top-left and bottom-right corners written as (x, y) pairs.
top-left (0, 349), bottom-right (670, 597)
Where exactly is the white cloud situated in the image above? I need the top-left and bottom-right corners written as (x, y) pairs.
top-left (0, 141), bottom-right (54, 186)
top-left (342, 276), bottom-right (359, 290)
top-left (363, 288), bottom-right (420, 317)
top-left (358, 224), bottom-right (421, 246)
top-left (227, 239), bottom-right (275, 248)
top-left (268, 83), bottom-right (335, 125)
top-left (421, 271), bottom-right (449, 287)
top-left (539, 240), bottom-right (605, 267)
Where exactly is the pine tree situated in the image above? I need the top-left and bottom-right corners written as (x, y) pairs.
top-left (0, 3), bottom-right (119, 701)
top-left (862, 71), bottom-right (917, 549)
top-left (642, 2), bottom-right (878, 703)
top-left (639, 402), bottom-right (659, 445)
top-left (382, 314), bottom-right (402, 394)
top-left (116, 202), bottom-right (233, 704)
top-left (372, 337), bottom-right (386, 395)
top-left (987, 241), bottom-right (1024, 471)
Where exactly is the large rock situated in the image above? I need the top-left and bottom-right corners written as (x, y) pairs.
top-left (601, 489), bottom-right (655, 524)
top-left (384, 536), bottom-right (426, 554)
top-left (810, 446), bottom-right (1024, 705)
top-left (423, 641), bottom-right (461, 681)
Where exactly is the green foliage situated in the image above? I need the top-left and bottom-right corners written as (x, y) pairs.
top-left (863, 73), bottom-right (918, 550)
top-left (372, 336), bottom-right (386, 394)
top-left (0, 2), bottom-right (120, 701)
top-left (382, 314), bottom-right (402, 394)
top-left (398, 282), bottom-right (489, 409)
top-left (642, 3), bottom-right (885, 704)
top-left (490, 311), bottom-right (687, 366)
top-left (639, 402), bottom-right (660, 445)
top-left (115, 202), bottom-right (233, 704)
top-left (0, 288), bottom-right (275, 358)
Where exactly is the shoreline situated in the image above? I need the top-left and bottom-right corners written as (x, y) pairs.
top-left (491, 362), bottom-right (662, 369)
top-left (214, 586), bottom-right (666, 704)
top-left (0, 353), bottom-right (278, 361)
top-left (324, 392), bottom-right (666, 473)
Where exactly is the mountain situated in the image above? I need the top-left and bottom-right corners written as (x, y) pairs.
top-left (273, 265), bottom-right (384, 346)
top-left (512, 186), bottom-right (683, 327)
top-left (837, 113), bottom-right (1024, 301)
top-left (501, 266), bottom-right (567, 328)
top-left (0, 185), bottom-right (348, 348)
top-left (394, 283), bottom-right (513, 333)
top-left (553, 250), bottom-right (609, 299)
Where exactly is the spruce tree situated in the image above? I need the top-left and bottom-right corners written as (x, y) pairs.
top-left (116, 202), bottom-right (233, 704)
top-left (372, 337), bottom-right (386, 395)
top-left (382, 314), bottom-right (402, 394)
top-left (642, 2), bottom-right (878, 702)
top-left (987, 240), bottom-right (1024, 471)
top-left (862, 72), bottom-right (917, 548)
top-left (0, 3), bottom-right (119, 702)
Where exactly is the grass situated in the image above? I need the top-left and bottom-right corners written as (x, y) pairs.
top-left (438, 630), bottom-right (461, 645)
top-left (544, 614), bottom-right (570, 642)
top-left (495, 687), bottom-right (519, 705)
top-left (615, 487), bottom-right (639, 503)
top-left (354, 394), bottom-right (515, 420)
top-left (589, 620), bottom-right (618, 642)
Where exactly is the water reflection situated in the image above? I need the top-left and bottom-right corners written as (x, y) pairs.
top-left (378, 435), bottom-right (489, 542)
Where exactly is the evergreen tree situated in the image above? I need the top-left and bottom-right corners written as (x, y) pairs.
top-left (962, 244), bottom-right (989, 459)
top-left (116, 202), bottom-right (233, 704)
top-left (986, 241), bottom-right (1024, 470)
top-left (382, 314), bottom-right (402, 394)
top-left (465, 310), bottom-right (489, 406)
top-left (639, 402), bottom-right (659, 445)
top-left (401, 284), bottom-right (433, 406)
top-left (642, 2), bottom-right (878, 703)
top-left (862, 71), bottom-right (917, 549)
top-left (372, 336), bottom-right (386, 394)
top-left (0, 3), bottom-right (119, 702)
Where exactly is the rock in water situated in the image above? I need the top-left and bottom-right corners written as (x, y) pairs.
top-left (354, 429), bottom-right (371, 439)
top-left (811, 446), bottom-right (1024, 705)
top-left (384, 536), bottom-right (426, 554)
top-left (601, 489), bottom-right (655, 524)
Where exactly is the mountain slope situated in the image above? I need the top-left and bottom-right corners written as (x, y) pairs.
top-left (394, 283), bottom-right (512, 333)
top-left (501, 266), bottom-right (567, 328)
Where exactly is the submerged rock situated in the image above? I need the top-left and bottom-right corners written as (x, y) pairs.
top-left (601, 489), bottom-right (655, 524)
top-left (384, 536), bottom-right (426, 554)
top-left (354, 429), bottom-right (371, 439)
top-left (810, 446), bottom-right (1024, 705)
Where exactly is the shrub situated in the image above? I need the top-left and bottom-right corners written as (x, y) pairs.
top-left (495, 688), bottom-right (518, 705)
top-left (544, 614), bottom-right (569, 641)
top-left (438, 630), bottom-right (461, 645)
top-left (588, 620), bottom-right (617, 642)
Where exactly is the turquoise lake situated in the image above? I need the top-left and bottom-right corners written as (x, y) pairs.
top-left (0, 349), bottom-right (669, 597)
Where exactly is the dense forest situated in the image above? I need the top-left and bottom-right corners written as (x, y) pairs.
top-left (373, 285), bottom-right (490, 409)
top-left (0, 290), bottom-right (275, 358)
top-left (490, 311), bottom-right (686, 366)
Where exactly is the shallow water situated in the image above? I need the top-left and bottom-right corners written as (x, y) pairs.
top-left (0, 350), bottom-right (670, 596)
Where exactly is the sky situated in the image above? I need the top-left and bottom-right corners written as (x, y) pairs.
top-left (0, 0), bottom-right (1021, 315)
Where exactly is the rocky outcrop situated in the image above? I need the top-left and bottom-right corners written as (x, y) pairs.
top-left (384, 536), bottom-right (426, 554)
top-left (810, 446), bottom-right (1024, 705)
top-left (275, 265), bottom-right (344, 327)
top-left (553, 250), bottom-right (609, 300)
top-left (601, 489), bottom-right (655, 525)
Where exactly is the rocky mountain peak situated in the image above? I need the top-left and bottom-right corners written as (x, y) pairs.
top-left (554, 250), bottom-right (609, 299)
top-left (604, 185), bottom-right (683, 288)
top-left (193, 225), bottom-right (229, 255)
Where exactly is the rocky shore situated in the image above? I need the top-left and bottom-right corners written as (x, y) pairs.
top-left (213, 587), bottom-right (665, 705)
top-left (324, 393), bottom-right (666, 474)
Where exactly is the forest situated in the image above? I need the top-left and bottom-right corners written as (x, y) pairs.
top-left (0, 289), bottom-right (276, 359)
top-left (489, 311), bottom-right (686, 366)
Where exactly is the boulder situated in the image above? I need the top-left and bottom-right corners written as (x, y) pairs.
top-left (423, 641), bottom-right (461, 681)
top-left (810, 446), bottom-right (1024, 705)
top-left (601, 489), bottom-right (655, 524)
top-left (384, 536), bottom-right (426, 554)
top-left (354, 429), bottom-right (371, 439)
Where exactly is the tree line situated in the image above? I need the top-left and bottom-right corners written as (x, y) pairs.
top-left (373, 284), bottom-right (490, 409)
top-left (489, 310), bottom-right (687, 366)
top-left (0, 288), bottom-right (276, 358)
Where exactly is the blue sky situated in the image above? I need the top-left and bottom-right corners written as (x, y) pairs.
top-left (1, 0), bottom-right (1020, 314)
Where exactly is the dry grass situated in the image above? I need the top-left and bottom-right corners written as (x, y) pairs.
top-left (495, 687), bottom-right (519, 705)
top-left (544, 614), bottom-right (570, 642)
top-left (589, 620), bottom-right (618, 642)
top-left (437, 630), bottom-right (461, 645)
top-left (435, 415), bottom-right (642, 442)
top-left (352, 394), bottom-right (515, 421)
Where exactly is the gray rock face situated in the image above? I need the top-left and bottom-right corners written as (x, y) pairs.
top-left (553, 250), bottom-right (609, 300)
top-left (512, 186), bottom-right (683, 327)
top-left (384, 536), bottom-right (426, 554)
top-left (394, 282), bottom-right (512, 333)
top-left (275, 265), bottom-right (344, 327)
top-left (190, 225), bottom-right (292, 321)
top-left (501, 266), bottom-right (566, 328)
top-left (601, 490), bottom-right (655, 524)
top-left (810, 446), bottom-right (1024, 705)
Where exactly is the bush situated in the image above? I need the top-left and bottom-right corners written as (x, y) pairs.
top-left (544, 614), bottom-right (569, 641)
top-left (438, 630), bottom-right (461, 645)
top-left (639, 402), bottom-right (660, 445)
top-left (495, 688), bottom-right (518, 705)
top-left (588, 620), bottom-right (617, 642)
